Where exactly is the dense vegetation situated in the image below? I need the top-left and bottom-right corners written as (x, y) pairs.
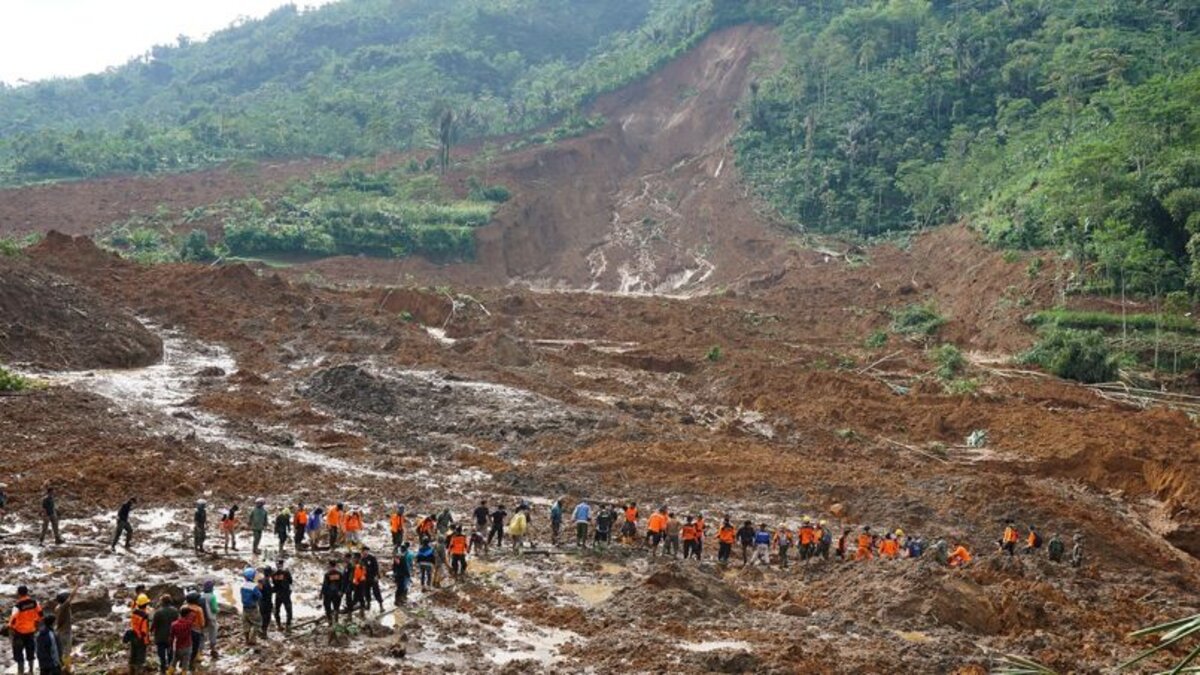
top-left (736, 0), bottom-right (1200, 292)
top-left (0, 0), bottom-right (721, 183)
top-left (98, 167), bottom-right (499, 264)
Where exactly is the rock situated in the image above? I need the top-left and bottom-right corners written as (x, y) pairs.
top-left (702, 650), bottom-right (758, 673)
top-left (69, 589), bottom-right (113, 620)
top-left (779, 603), bottom-right (810, 617)
top-left (830, 503), bottom-right (847, 518)
top-left (922, 577), bottom-right (1003, 635)
top-left (361, 619), bottom-right (395, 638)
top-left (145, 583), bottom-right (184, 605)
top-left (194, 366), bottom-right (226, 378)
top-left (144, 556), bottom-right (182, 575)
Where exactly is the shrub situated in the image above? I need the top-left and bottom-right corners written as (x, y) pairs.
top-left (480, 185), bottom-right (512, 203)
top-left (1022, 327), bottom-right (1118, 383)
top-left (932, 344), bottom-right (965, 380)
top-left (891, 303), bottom-right (947, 336)
top-left (179, 229), bottom-right (216, 262)
top-left (0, 366), bottom-right (30, 392)
top-left (0, 238), bottom-right (20, 257)
top-left (706, 345), bottom-right (723, 362)
top-left (864, 329), bottom-right (888, 349)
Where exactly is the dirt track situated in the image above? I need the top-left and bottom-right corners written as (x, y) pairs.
top-left (1, 25), bottom-right (1199, 675)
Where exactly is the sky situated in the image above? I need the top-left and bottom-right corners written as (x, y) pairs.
top-left (0, 0), bottom-right (340, 85)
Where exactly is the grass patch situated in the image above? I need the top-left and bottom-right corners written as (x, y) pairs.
top-left (706, 345), bottom-right (723, 362)
top-left (932, 344), bottom-right (965, 380)
top-left (0, 366), bottom-right (31, 392)
top-left (891, 303), bottom-right (947, 337)
top-left (864, 329), bottom-right (889, 349)
top-left (1027, 309), bottom-right (1198, 334)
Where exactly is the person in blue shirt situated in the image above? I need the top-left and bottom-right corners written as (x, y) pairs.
top-left (306, 507), bottom-right (324, 549)
top-left (549, 500), bottom-right (564, 546)
top-left (238, 568), bottom-right (262, 646)
top-left (415, 540), bottom-right (436, 590)
top-left (392, 543), bottom-right (413, 607)
top-left (753, 524), bottom-right (773, 566)
top-left (572, 501), bottom-right (591, 548)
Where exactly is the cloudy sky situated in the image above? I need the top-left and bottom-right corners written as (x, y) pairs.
top-left (0, 0), bottom-right (339, 85)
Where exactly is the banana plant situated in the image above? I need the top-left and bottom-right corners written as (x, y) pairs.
top-left (1120, 613), bottom-right (1200, 675)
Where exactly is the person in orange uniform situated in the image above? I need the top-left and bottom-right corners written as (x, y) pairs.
top-left (949, 543), bottom-right (973, 567)
top-left (1001, 520), bottom-right (1019, 556)
top-left (798, 518), bottom-right (816, 561)
top-left (694, 514), bottom-right (707, 558)
top-left (681, 517), bottom-right (699, 560)
top-left (646, 507), bottom-right (668, 555)
top-left (622, 503), bottom-right (639, 545)
top-left (293, 505), bottom-right (308, 551)
top-left (879, 534), bottom-right (900, 559)
top-left (326, 503), bottom-right (344, 550)
top-left (349, 553), bottom-right (367, 616)
top-left (389, 506), bottom-right (406, 548)
top-left (716, 518), bottom-right (736, 564)
top-left (417, 514), bottom-right (437, 540)
top-left (344, 509), bottom-right (364, 550)
top-left (8, 586), bottom-right (42, 675)
top-left (129, 594), bottom-right (152, 672)
top-left (855, 526), bottom-right (874, 561)
top-left (447, 525), bottom-right (469, 579)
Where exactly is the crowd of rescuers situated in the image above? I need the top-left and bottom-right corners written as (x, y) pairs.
top-left (2, 483), bottom-right (1087, 674)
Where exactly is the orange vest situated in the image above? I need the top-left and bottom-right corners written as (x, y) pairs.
top-left (776, 529), bottom-right (793, 546)
top-left (694, 517), bottom-right (706, 539)
top-left (647, 513), bottom-right (666, 533)
top-left (8, 596), bottom-right (41, 635)
top-left (327, 507), bottom-right (342, 528)
top-left (1003, 527), bottom-right (1018, 544)
top-left (718, 526), bottom-right (735, 544)
top-left (625, 507), bottom-right (638, 523)
top-left (131, 608), bottom-right (151, 644)
top-left (294, 509), bottom-right (308, 527)
top-left (857, 533), bottom-right (872, 551)
top-left (345, 513), bottom-right (363, 532)
top-left (352, 564), bottom-right (366, 585)
top-left (185, 603), bottom-right (206, 630)
top-left (1026, 532), bottom-right (1037, 547)
top-left (881, 539), bottom-right (899, 557)
top-left (220, 517), bottom-right (237, 533)
top-left (390, 513), bottom-right (405, 533)
top-left (950, 546), bottom-right (972, 564)
top-left (799, 526), bottom-right (815, 545)
top-left (418, 518), bottom-right (435, 536)
top-left (448, 534), bottom-right (468, 555)
top-left (681, 524), bottom-right (697, 541)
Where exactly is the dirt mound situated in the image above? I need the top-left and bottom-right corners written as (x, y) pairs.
top-left (602, 561), bottom-right (742, 622)
top-left (0, 249), bottom-right (161, 369)
top-left (300, 364), bottom-right (604, 450)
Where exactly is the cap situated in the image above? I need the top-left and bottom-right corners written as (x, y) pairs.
top-left (243, 567), bottom-right (256, 581)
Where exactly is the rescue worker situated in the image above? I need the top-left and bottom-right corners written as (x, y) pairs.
top-left (752, 524), bottom-right (772, 566)
top-left (879, 533), bottom-right (900, 559)
top-left (35, 613), bottom-right (62, 675)
top-left (907, 535), bottom-right (926, 558)
top-left (270, 561), bottom-right (293, 632)
top-left (220, 506), bottom-right (239, 553)
top-left (0, 482), bottom-right (8, 520)
top-left (507, 509), bottom-right (528, 552)
top-left (326, 503), bottom-right (343, 550)
top-left (815, 520), bottom-right (831, 559)
top-left (949, 543), bottom-right (972, 567)
top-left (416, 540), bottom-right (436, 590)
top-left (646, 507), bottom-right (668, 555)
top-left (681, 516), bottom-right (699, 560)
top-left (40, 486), bottom-right (63, 546)
top-left (149, 596), bottom-right (179, 675)
top-left (621, 503), bottom-right (639, 544)
top-left (550, 499), bottom-right (564, 546)
top-left (273, 507), bottom-right (291, 555)
top-left (319, 561), bottom-right (343, 625)
top-left (193, 499), bottom-right (207, 553)
top-left (836, 529), bottom-right (850, 560)
top-left (448, 525), bottom-right (469, 578)
top-left (256, 567), bottom-right (274, 637)
top-left (348, 554), bottom-right (367, 616)
top-left (129, 594), bottom-right (151, 673)
top-left (362, 547), bottom-right (383, 610)
top-left (339, 554), bottom-right (355, 613)
top-left (248, 498), bottom-right (269, 555)
top-left (735, 520), bottom-right (756, 566)
top-left (774, 524), bottom-right (794, 568)
top-left (436, 508), bottom-right (455, 536)
top-left (168, 607), bottom-right (194, 675)
top-left (182, 592), bottom-right (206, 671)
top-left (9, 586), bottom-right (42, 675)
top-left (717, 518), bottom-right (736, 564)
top-left (1048, 533), bottom-right (1065, 563)
top-left (238, 568), bottom-right (262, 645)
top-left (292, 504), bottom-right (307, 551)
top-left (344, 509), bottom-right (364, 550)
top-left (389, 505), bottom-right (406, 548)
top-left (572, 500), bottom-right (591, 548)
top-left (47, 589), bottom-right (75, 675)
top-left (693, 514), bottom-right (707, 558)
top-left (1024, 525), bottom-right (1042, 554)
top-left (1000, 520), bottom-right (1019, 556)
top-left (855, 526), bottom-right (874, 561)
top-left (594, 504), bottom-right (615, 550)
top-left (393, 543), bottom-right (413, 606)
top-left (305, 506), bottom-right (323, 549)
top-left (417, 514), bottom-right (437, 541)
top-left (664, 512), bottom-right (682, 557)
top-left (931, 538), bottom-right (949, 565)
top-left (472, 500), bottom-right (490, 538)
top-left (1070, 534), bottom-right (1084, 568)
top-left (200, 581), bottom-right (220, 661)
top-left (110, 497), bottom-right (137, 552)
top-left (798, 518), bottom-right (816, 561)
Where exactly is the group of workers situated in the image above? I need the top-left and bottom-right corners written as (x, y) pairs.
top-left (6, 490), bottom-right (1090, 674)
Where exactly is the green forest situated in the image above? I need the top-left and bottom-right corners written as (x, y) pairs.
top-left (1, 0), bottom-right (1199, 294)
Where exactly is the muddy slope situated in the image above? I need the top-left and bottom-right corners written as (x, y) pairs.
top-left (0, 243), bottom-right (161, 368)
top-left (302, 25), bottom-right (787, 292)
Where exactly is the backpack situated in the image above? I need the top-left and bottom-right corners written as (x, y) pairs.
top-left (1048, 538), bottom-right (1064, 555)
top-left (1031, 532), bottom-right (1043, 548)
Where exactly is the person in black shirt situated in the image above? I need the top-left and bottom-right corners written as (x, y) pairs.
top-left (361, 547), bottom-right (383, 610)
top-left (193, 499), bottom-right (207, 552)
top-left (318, 561), bottom-right (343, 625)
top-left (488, 505), bottom-right (508, 548)
top-left (40, 487), bottom-right (64, 546)
top-left (270, 561), bottom-right (293, 632)
top-left (109, 497), bottom-right (137, 552)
